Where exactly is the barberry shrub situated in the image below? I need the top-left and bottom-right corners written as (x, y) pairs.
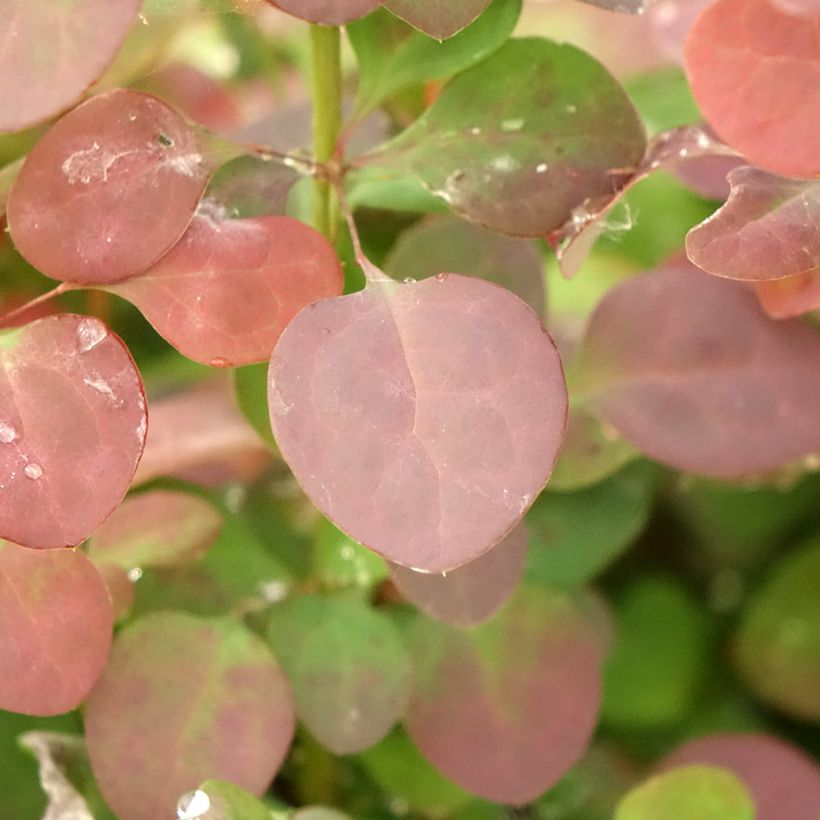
top-left (0, 0), bottom-right (819, 818)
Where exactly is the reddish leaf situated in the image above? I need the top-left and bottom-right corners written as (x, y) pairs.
top-left (755, 272), bottom-right (820, 319)
top-left (266, 0), bottom-right (381, 24)
top-left (383, 0), bottom-right (492, 39)
top-left (404, 585), bottom-right (604, 804)
top-left (268, 273), bottom-right (567, 573)
top-left (8, 89), bottom-right (213, 285)
top-left (87, 489), bottom-right (222, 570)
top-left (660, 734), bottom-right (820, 820)
top-left (0, 315), bottom-right (147, 549)
top-left (384, 215), bottom-right (546, 318)
top-left (574, 263), bottom-right (820, 478)
top-left (769, 0), bottom-right (820, 13)
top-left (390, 524), bottom-right (528, 627)
top-left (0, 0), bottom-right (141, 133)
top-left (687, 168), bottom-right (820, 282)
top-left (85, 611), bottom-right (295, 820)
top-left (361, 39), bottom-right (646, 238)
top-left (0, 542), bottom-right (112, 715)
top-left (684, 0), bottom-right (820, 178)
top-left (110, 210), bottom-right (343, 367)
top-left (134, 380), bottom-right (270, 487)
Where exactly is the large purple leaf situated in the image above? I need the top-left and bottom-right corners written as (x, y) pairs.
top-left (268, 273), bottom-right (567, 573)
top-left (85, 611), bottom-right (295, 820)
top-left (687, 167), bottom-right (820, 282)
top-left (390, 523), bottom-right (528, 627)
top-left (0, 0), bottom-right (141, 133)
top-left (267, 595), bottom-right (410, 754)
top-left (382, 0), bottom-right (492, 39)
top-left (359, 38), bottom-right (646, 238)
top-left (110, 211), bottom-right (344, 367)
top-left (684, 0), bottom-right (820, 178)
top-left (0, 542), bottom-right (112, 715)
top-left (384, 215), bottom-right (545, 317)
top-left (7, 90), bottom-right (213, 285)
top-left (573, 262), bottom-right (820, 478)
top-left (404, 585), bottom-right (605, 804)
top-left (660, 733), bottom-right (820, 820)
top-left (265, 0), bottom-right (381, 24)
top-left (0, 315), bottom-right (147, 549)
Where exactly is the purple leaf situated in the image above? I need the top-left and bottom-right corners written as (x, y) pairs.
top-left (687, 167), bottom-right (820, 282)
top-left (0, 315), bottom-right (146, 549)
top-left (265, 0), bottom-right (381, 24)
top-left (390, 523), bottom-right (528, 627)
top-left (574, 262), bottom-right (820, 477)
top-left (268, 273), bottom-right (567, 573)
top-left (85, 611), bottom-right (295, 820)
top-left (0, 542), bottom-right (112, 715)
top-left (382, 0), bottom-right (493, 39)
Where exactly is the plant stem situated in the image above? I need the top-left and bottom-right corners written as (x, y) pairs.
top-left (309, 23), bottom-right (342, 242)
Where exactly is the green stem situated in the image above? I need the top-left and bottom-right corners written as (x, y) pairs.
top-left (309, 23), bottom-right (342, 242)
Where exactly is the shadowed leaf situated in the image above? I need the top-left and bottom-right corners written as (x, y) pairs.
top-left (660, 733), bottom-right (820, 820)
top-left (85, 612), bottom-right (295, 820)
top-left (0, 0), bottom-right (141, 133)
top-left (267, 595), bottom-right (410, 754)
top-left (574, 262), bottom-right (820, 478)
top-left (735, 538), bottom-right (820, 720)
top-left (615, 765), bottom-right (754, 820)
top-left (384, 215), bottom-right (545, 317)
top-left (8, 90), bottom-right (214, 285)
top-left (687, 168), bottom-right (820, 282)
top-left (360, 38), bottom-right (645, 237)
top-left (391, 523), bottom-right (528, 627)
top-left (0, 543), bottom-right (112, 716)
top-left (0, 315), bottom-right (146, 549)
top-left (268, 273), bottom-right (567, 573)
top-left (110, 210), bottom-right (343, 367)
top-left (684, 0), bottom-right (820, 178)
top-left (405, 585), bottom-right (605, 804)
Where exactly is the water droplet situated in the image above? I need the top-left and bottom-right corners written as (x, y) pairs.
top-left (0, 422), bottom-right (17, 444)
top-left (138, 12), bottom-right (149, 25)
top-left (76, 317), bottom-right (107, 353)
top-left (209, 357), bottom-right (231, 368)
top-left (128, 112), bottom-right (138, 122)
top-left (501, 117), bottom-right (525, 132)
top-left (177, 789), bottom-right (210, 819)
top-left (24, 463), bottom-right (43, 480)
top-left (536, 163), bottom-right (549, 173)
top-left (402, 277), bottom-right (416, 284)
top-left (127, 567), bottom-right (143, 582)
top-left (678, 147), bottom-right (689, 158)
top-left (340, 545), bottom-right (355, 561)
top-left (490, 154), bottom-right (520, 173)
top-left (258, 579), bottom-right (289, 603)
top-left (469, 126), bottom-right (482, 136)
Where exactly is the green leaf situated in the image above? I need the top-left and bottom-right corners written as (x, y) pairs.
top-left (267, 595), bottom-right (410, 754)
top-left (735, 537), bottom-right (820, 721)
top-left (346, 167), bottom-right (449, 213)
top-left (348, 0), bottom-right (521, 122)
top-left (183, 779), bottom-right (272, 820)
top-left (313, 518), bottom-right (388, 591)
top-left (626, 67), bottom-right (702, 135)
top-left (602, 576), bottom-right (708, 728)
top-left (234, 363), bottom-right (276, 448)
top-left (614, 765), bottom-right (754, 820)
top-left (360, 37), bottom-right (646, 237)
top-left (525, 461), bottom-right (655, 587)
top-left (356, 729), bottom-right (474, 816)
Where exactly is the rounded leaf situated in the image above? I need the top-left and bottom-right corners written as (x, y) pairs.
top-left (266, 0), bottom-right (381, 24)
top-left (269, 275), bottom-right (567, 573)
top-left (0, 543), bottom-right (112, 715)
top-left (383, 0), bottom-right (492, 39)
top-left (267, 595), bottom-right (410, 754)
top-left (405, 586), bottom-right (604, 804)
top-left (8, 89), bottom-right (211, 285)
top-left (0, 0), bottom-right (141, 133)
top-left (391, 524), bottom-right (528, 627)
top-left (111, 211), bottom-right (343, 367)
top-left (684, 0), bottom-right (820, 178)
top-left (85, 612), bottom-right (295, 820)
top-left (615, 765), bottom-right (754, 820)
top-left (660, 733), bottom-right (820, 820)
top-left (0, 314), bottom-right (147, 549)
